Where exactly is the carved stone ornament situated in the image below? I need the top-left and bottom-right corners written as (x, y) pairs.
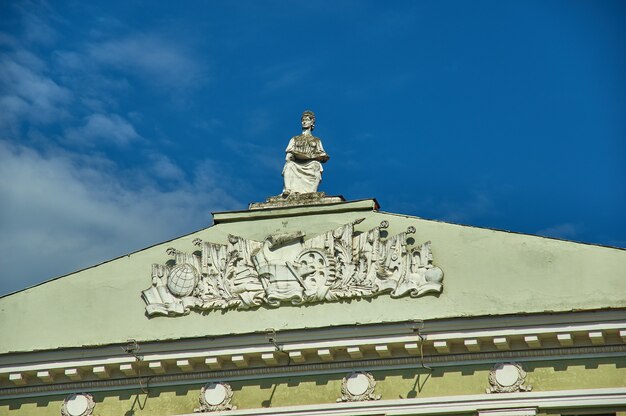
top-left (194, 382), bottom-right (236, 412)
top-left (61, 393), bottom-right (95, 416)
top-left (142, 219), bottom-right (444, 316)
top-left (249, 191), bottom-right (343, 210)
top-left (282, 110), bottom-right (329, 196)
top-left (337, 371), bottom-right (381, 402)
top-left (487, 362), bottom-right (532, 393)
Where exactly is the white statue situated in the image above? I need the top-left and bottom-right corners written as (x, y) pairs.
top-left (282, 110), bottom-right (329, 195)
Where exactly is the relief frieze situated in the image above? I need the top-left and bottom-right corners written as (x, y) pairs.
top-left (142, 219), bottom-right (443, 317)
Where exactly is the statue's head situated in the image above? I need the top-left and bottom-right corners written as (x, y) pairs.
top-left (301, 110), bottom-right (315, 130)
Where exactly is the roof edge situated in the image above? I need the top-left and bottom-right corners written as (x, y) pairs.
top-left (212, 198), bottom-right (380, 224)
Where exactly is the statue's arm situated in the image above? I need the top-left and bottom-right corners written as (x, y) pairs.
top-left (316, 153), bottom-right (329, 162)
top-left (316, 139), bottom-right (330, 162)
top-left (285, 138), bottom-right (295, 161)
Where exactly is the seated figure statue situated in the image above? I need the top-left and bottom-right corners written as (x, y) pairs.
top-left (282, 110), bottom-right (329, 195)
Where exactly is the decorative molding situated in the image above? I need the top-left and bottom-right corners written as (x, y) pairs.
top-left (2, 326), bottom-right (625, 394)
top-left (478, 408), bottom-right (537, 416)
top-left (2, 310), bottom-right (623, 376)
top-left (2, 311), bottom-right (625, 393)
top-left (142, 220), bottom-right (443, 316)
top-left (195, 382), bottom-right (236, 412)
top-left (61, 393), bottom-right (95, 416)
top-left (487, 363), bottom-right (532, 394)
top-left (215, 199), bottom-right (377, 224)
top-left (249, 193), bottom-right (343, 210)
top-left (337, 372), bottom-right (380, 402)
top-left (2, 344), bottom-right (625, 399)
top-left (173, 388), bottom-right (626, 416)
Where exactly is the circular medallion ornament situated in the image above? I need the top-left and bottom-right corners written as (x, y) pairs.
top-left (346, 372), bottom-right (370, 396)
top-left (61, 393), bottom-right (95, 416)
top-left (337, 371), bottom-right (381, 402)
top-left (487, 362), bottom-right (532, 393)
top-left (495, 364), bottom-right (520, 386)
top-left (203, 382), bottom-right (227, 406)
top-left (195, 382), bottom-right (236, 412)
top-left (167, 263), bottom-right (199, 297)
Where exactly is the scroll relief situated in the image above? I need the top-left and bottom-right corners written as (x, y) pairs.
top-left (142, 220), bottom-right (444, 317)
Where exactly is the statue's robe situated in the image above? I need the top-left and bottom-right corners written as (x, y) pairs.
top-left (282, 134), bottom-right (329, 194)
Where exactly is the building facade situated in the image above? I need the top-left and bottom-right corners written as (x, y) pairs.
top-left (1, 196), bottom-right (625, 416)
top-left (1, 112), bottom-right (625, 415)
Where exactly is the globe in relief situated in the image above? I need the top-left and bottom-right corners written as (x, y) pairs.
top-left (167, 263), bottom-right (199, 297)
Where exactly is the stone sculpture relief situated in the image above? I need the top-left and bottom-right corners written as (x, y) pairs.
top-left (195, 382), bottom-right (236, 412)
top-left (337, 372), bottom-right (380, 402)
top-left (282, 110), bottom-right (329, 195)
top-left (142, 219), bottom-right (443, 317)
top-left (487, 362), bottom-right (532, 393)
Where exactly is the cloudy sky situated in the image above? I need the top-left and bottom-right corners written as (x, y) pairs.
top-left (1, 0), bottom-right (625, 296)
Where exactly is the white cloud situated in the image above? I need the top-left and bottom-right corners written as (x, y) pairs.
top-left (146, 152), bottom-right (186, 182)
top-left (86, 34), bottom-right (206, 90)
top-left (0, 55), bottom-right (72, 134)
top-left (0, 33), bottom-right (18, 48)
top-left (21, 8), bottom-right (58, 46)
top-left (52, 50), bottom-right (83, 71)
top-left (0, 142), bottom-right (241, 296)
top-left (0, 5), bottom-right (232, 297)
top-left (64, 113), bottom-right (141, 147)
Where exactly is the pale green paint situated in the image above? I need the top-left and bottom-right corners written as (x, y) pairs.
top-left (1, 358), bottom-right (625, 415)
top-left (1, 201), bottom-right (625, 354)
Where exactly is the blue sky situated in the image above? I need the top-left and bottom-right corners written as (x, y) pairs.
top-left (1, 0), bottom-right (625, 296)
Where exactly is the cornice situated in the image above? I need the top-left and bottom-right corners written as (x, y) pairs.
top-left (1, 310), bottom-right (625, 398)
top-left (212, 198), bottom-right (378, 224)
top-left (1, 344), bottom-right (625, 399)
top-left (3, 309), bottom-right (624, 364)
top-left (176, 388), bottom-right (626, 416)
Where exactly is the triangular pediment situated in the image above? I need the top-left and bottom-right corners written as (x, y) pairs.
top-left (1, 199), bottom-right (625, 355)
